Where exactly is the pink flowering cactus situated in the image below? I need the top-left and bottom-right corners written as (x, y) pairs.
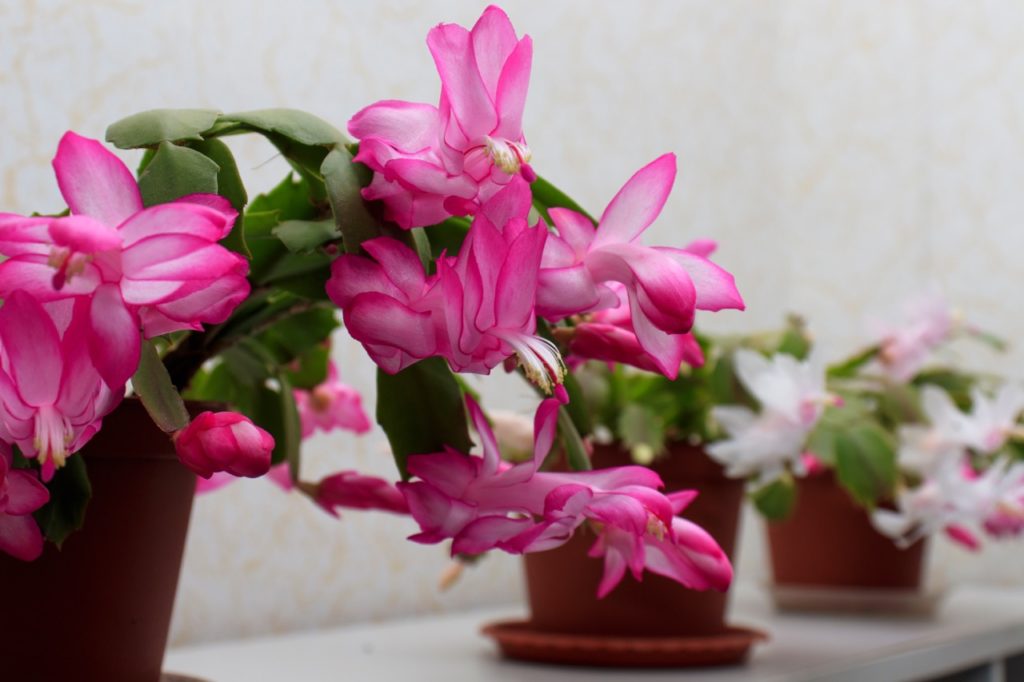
top-left (0, 445), bottom-right (49, 561)
top-left (399, 393), bottom-right (732, 596)
top-left (349, 5), bottom-right (534, 228)
top-left (0, 132), bottom-right (249, 388)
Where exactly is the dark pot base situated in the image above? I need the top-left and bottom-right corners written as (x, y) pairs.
top-left (482, 620), bottom-right (766, 668)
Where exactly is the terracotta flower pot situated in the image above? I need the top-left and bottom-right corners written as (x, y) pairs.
top-left (0, 399), bottom-right (197, 682)
top-left (523, 442), bottom-right (745, 637)
top-left (767, 470), bottom-right (927, 590)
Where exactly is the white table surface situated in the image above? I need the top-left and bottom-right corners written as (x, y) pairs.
top-left (164, 584), bottom-right (1024, 682)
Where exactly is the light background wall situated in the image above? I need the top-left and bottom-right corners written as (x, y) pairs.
top-left (2, 0), bottom-right (1023, 646)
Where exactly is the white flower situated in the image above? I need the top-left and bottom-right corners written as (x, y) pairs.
top-left (898, 385), bottom-right (1024, 476)
top-left (708, 350), bottom-right (831, 484)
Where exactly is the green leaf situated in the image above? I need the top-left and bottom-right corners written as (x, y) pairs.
top-left (827, 345), bottom-right (881, 379)
top-left (218, 109), bottom-right (347, 147)
top-left (186, 138), bottom-right (249, 255)
top-left (530, 174), bottom-right (595, 224)
top-left (322, 147), bottom-right (381, 252)
top-left (751, 476), bottom-right (796, 520)
top-left (35, 455), bottom-right (92, 548)
top-left (273, 219), bottom-right (340, 254)
top-left (106, 108), bottom-right (221, 149)
top-left (834, 423), bottom-right (898, 507)
top-left (558, 406), bottom-right (591, 471)
top-left (284, 344), bottom-right (331, 390)
top-left (133, 339), bottom-right (191, 432)
top-left (376, 358), bottom-right (472, 479)
top-left (776, 315), bottom-right (812, 359)
top-left (276, 372), bottom-right (303, 481)
top-left (137, 141), bottom-right (220, 207)
top-left (426, 217), bottom-right (471, 262)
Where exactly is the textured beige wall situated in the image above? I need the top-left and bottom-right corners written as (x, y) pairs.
top-left (2, 0), bottom-right (1023, 645)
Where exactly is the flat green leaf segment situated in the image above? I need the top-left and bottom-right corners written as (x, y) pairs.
top-left (752, 476), bottom-right (796, 520)
top-left (106, 108), bottom-right (221, 148)
top-left (35, 456), bottom-right (91, 548)
top-left (133, 340), bottom-right (190, 433)
top-left (377, 358), bottom-right (473, 480)
top-left (138, 142), bottom-right (219, 207)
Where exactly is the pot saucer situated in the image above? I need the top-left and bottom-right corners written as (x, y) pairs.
top-left (162, 674), bottom-right (211, 682)
top-left (481, 620), bottom-right (767, 668)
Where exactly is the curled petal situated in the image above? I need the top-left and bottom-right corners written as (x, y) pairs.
top-left (53, 131), bottom-right (142, 226)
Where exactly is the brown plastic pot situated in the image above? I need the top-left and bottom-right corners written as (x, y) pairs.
top-left (0, 399), bottom-right (197, 682)
top-left (767, 471), bottom-right (926, 590)
top-left (523, 442), bottom-right (745, 637)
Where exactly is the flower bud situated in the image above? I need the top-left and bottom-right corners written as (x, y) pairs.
top-left (175, 411), bottom-right (274, 480)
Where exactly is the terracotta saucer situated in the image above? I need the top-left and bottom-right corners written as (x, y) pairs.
top-left (161, 674), bottom-right (210, 682)
top-left (481, 620), bottom-right (767, 668)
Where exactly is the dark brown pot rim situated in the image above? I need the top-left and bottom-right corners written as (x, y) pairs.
top-left (76, 398), bottom-right (222, 462)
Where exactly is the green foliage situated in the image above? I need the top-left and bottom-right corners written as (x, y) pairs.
top-left (106, 108), bottom-right (221, 148)
top-left (133, 340), bottom-right (191, 433)
top-left (137, 141), bottom-right (219, 207)
top-left (186, 137), bottom-right (250, 255)
top-left (617, 403), bottom-right (666, 464)
top-left (833, 423), bottom-right (898, 507)
top-left (321, 147), bottom-right (381, 253)
top-left (376, 358), bottom-right (473, 480)
top-left (35, 456), bottom-right (91, 548)
top-left (531, 174), bottom-right (595, 225)
top-left (751, 476), bottom-right (796, 520)
top-left (273, 219), bottom-right (340, 254)
top-left (217, 109), bottom-right (347, 147)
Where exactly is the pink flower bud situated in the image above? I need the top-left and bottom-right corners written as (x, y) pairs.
top-left (175, 411), bottom-right (274, 480)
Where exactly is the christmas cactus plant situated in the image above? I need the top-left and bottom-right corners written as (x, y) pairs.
top-left (0, 6), bottom-right (747, 597)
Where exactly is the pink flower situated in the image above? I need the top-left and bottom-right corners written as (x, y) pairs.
top-left (398, 393), bottom-right (732, 597)
top-left (0, 291), bottom-right (121, 480)
top-left (294, 363), bottom-right (372, 438)
top-left (195, 462), bottom-right (294, 495)
top-left (312, 470), bottom-right (409, 518)
top-left (536, 155), bottom-right (743, 377)
top-left (0, 132), bottom-right (250, 388)
top-left (328, 181), bottom-right (565, 393)
top-left (175, 411), bottom-right (274, 480)
top-left (874, 290), bottom-right (954, 382)
top-left (565, 285), bottom-right (704, 377)
top-left (349, 6), bottom-right (534, 228)
top-left (0, 444), bottom-right (49, 561)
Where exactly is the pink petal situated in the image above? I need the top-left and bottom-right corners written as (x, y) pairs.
top-left (343, 292), bottom-right (438, 368)
top-left (49, 215), bottom-right (122, 252)
top-left (0, 290), bottom-right (63, 405)
top-left (4, 470), bottom-right (49, 514)
top-left (591, 154), bottom-right (676, 248)
top-left (657, 247), bottom-right (745, 312)
top-left (453, 515), bottom-right (533, 555)
top-left (549, 208), bottom-right (597, 259)
top-left (148, 274), bottom-right (249, 329)
top-left (122, 234), bottom-right (245, 281)
top-left (385, 158), bottom-right (477, 197)
top-left (52, 131), bottom-right (142, 226)
top-left (494, 36), bottom-right (532, 140)
top-left (467, 395), bottom-right (502, 477)
top-left (535, 265), bottom-right (605, 319)
top-left (0, 214), bottom-right (53, 257)
top-left (361, 238), bottom-right (428, 299)
top-left (118, 202), bottom-right (234, 247)
top-left (0, 513), bottom-right (44, 561)
top-left (470, 6), bottom-right (519, 98)
top-left (427, 22), bottom-right (498, 140)
top-left (89, 283), bottom-right (140, 389)
top-left (348, 100), bottom-right (440, 154)
top-left (494, 222), bottom-right (546, 330)
top-left (195, 471), bottom-right (235, 495)
top-left (480, 176), bottom-right (533, 230)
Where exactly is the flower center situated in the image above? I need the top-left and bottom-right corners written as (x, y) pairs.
top-left (311, 386), bottom-right (334, 413)
top-left (34, 405), bottom-right (72, 470)
top-left (496, 333), bottom-right (566, 395)
top-left (47, 247), bottom-right (93, 290)
top-left (484, 136), bottom-right (532, 176)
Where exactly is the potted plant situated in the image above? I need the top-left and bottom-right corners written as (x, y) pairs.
top-left (706, 293), bottom-right (1022, 611)
top-left (503, 320), bottom-right (810, 662)
top-left (0, 5), bottom-right (751, 678)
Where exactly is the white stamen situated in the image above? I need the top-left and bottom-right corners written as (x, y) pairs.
top-left (33, 405), bottom-right (71, 470)
top-left (497, 333), bottom-right (566, 395)
top-left (484, 136), bottom-right (532, 175)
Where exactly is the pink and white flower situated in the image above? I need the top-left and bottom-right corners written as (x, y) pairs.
top-left (398, 393), bottom-right (732, 597)
top-left (294, 362), bottom-right (372, 438)
top-left (0, 444), bottom-right (50, 561)
top-left (0, 291), bottom-right (122, 480)
top-left (708, 350), bottom-right (833, 484)
top-left (873, 291), bottom-right (955, 382)
top-left (349, 6), bottom-right (534, 228)
top-left (328, 182), bottom-right (565, 393)
top-left (0, 132), bottom-right (250, 388)
top-left (311, 470), bottom-right (409, 518)
top-left (536, 156), bottom-right (743, 377)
